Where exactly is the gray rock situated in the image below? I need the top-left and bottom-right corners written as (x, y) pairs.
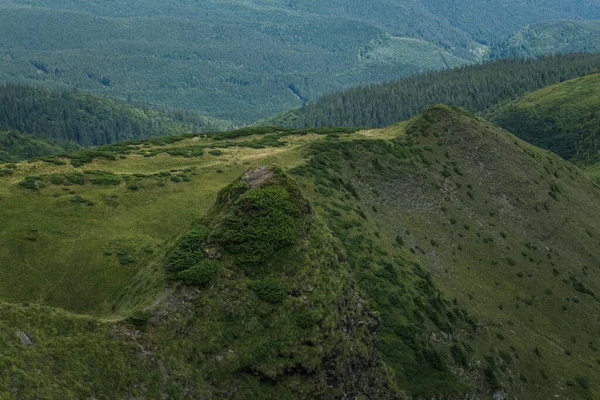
top-left (16, 330), bottom-right (33, 345)
top-left (493, 390), bottom-right (508, 400)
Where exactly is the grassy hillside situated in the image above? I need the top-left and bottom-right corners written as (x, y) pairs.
top-left (1, 1), bottom-right (599, 121)
top-left (495, 20), bottom-right (600, 58)
top-left (1, 108), bottom-right (600, 398)
top-left (0, 84), bottom-right (233, 151)
top-left (489, 73), bottom-right (600, 167)
top-left (262, 53), bottom-right (600, 129)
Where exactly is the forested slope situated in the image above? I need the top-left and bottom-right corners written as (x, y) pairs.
top-left (494, 20), bottom-right (600, 58)
top-left (0, 130), bottom-right (79, 162)
top-left (0, 84), bottom-right (232, 150)
top-left (1, 0), bottom-right (599, 121)
top-left (263, 53), bottom-right (600, 128)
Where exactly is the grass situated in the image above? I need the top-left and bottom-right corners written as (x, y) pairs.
top-left (0, 127), bottom-right (339, 315)
top-left (292, 105), bottom-right (600, 398)
top-left (1, 108), bottom-right (600, 398)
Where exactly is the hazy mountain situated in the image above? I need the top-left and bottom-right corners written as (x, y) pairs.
top-left (1, 0), bottom-right (599, 122)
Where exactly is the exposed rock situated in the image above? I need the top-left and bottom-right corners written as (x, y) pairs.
top-left (16, 330), bottom-right (32, 345)
top-left (241, 165), bottom-right (275, 188)
top-left (493, 390), bottom-right (509, 400)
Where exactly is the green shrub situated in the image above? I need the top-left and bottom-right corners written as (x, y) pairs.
top-left (249, 278), bottom-right (287, 303)
top-left (170, 176), bottom-right (181, 183)
top-left (125, 310), bottom-right (150, 328)
top-left (396, 235), bottom-right (404, 246)
top-left (90, 174), bottom-right (121, 186)
top-left (165, 228), bottom-right (207, 274)
top-left (19, 176), bottom-right (39, 190)
top-left (209, 149), bottom-right (224, 156)
top-left (295, 307), bottom-right (323, 328)
top-left (178, 260), bottom-right (220, 286)
top-left (49, 175), bottom-right (66, 185)
top-left (65, 173), bottom-right (86, 185)
top-left (210, 175), bottom-right (307, 267)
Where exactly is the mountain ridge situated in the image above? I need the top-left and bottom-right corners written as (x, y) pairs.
top-left (1, 105), bottom-right (599, 398)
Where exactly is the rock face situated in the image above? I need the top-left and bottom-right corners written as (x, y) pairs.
top-left (16, 331), bottom-right (32, 345)
top-left (242, 165), bottom-right (276, 188)
top-left (493, 390), bottom-right (509, 400)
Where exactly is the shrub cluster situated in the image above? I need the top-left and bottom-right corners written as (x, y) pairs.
top-left (178, 260), bottom-right (219, 286)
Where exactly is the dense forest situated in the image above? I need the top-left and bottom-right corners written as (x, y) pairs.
top-left (264, 53), bottom-right (600, 128)
top-left (493, 20), bottom-right (600, 58)
top-left (1, 0), bottom-right (599, 122)
top-left (0, 84), bottom-right (232, 148)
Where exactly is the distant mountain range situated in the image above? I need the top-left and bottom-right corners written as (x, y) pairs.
top-left (1, 0), bottom-right (599, 122)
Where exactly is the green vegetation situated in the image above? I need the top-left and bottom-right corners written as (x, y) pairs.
top-left (1, 106), bottom-right (600, 398)
top-left (0, 84), bottom-right (232, 151)
top-left (489, 73), bottom-right (600, 167)
top-left (1, 1), bottom-right (599, 122)
top-left (263, 53), bottom-right (600, 129)
top-left (0, 129), bottom-right (79, 162)
top-left (291, 105), bottom-right (600, 397)
top-left (208, 168), bottom-right (309, 268)
top-left (495, 20), bottom-right (600, 58)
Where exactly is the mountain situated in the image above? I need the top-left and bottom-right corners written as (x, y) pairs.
top-left (1, 106), bottom-right (600, 398)
top-left (489, 73), bottom-right (600, 168)
top-left (1, 1), bottom-right (599, 122)
top-left (495, 20), bottom-right (600, 58)
top-left (262, 53), bottom-right (600, 129)
top-left (0, 84), bottom-right (233, 153)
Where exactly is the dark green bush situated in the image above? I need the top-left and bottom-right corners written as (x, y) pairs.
top-left (249, 278), bottom-right (287, 303)
top-left (19, 176), bottom-right (39, 190)
top-left (165, 228), bottom-right (207, 274)
top-left (178, 260), bottom-right (220, 286)
top-left (90, 174), bottom-right (121, 186)
top-left (65, 173), bottom-right (86, 185)
top-left (210, 175), bottom-right (307, 267)
top-left (295, 307), bottom-right (323, 328)
top-left (125, 310), bottom-right (150, 328)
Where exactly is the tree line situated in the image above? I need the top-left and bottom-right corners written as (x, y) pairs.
top-left (0, 84), bottom-right (232, 148)
top-left (266, 53), bottom-right (600, 129)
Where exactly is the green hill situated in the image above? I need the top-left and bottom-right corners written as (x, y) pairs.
top-left (0, 130), bottom-right (79, 162)
top-left (1, 1), bottom-right (600, 122)
top-left (0, 84), bottom-right (233, 153)
top-left (1, 106), bottom-right (600, 398)
top-left (489, 73), bottom-right (600, 167)
top-left (495, 20), bottom-right (600, 58)
top-left (262, 53), bottom-right (600, 129)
